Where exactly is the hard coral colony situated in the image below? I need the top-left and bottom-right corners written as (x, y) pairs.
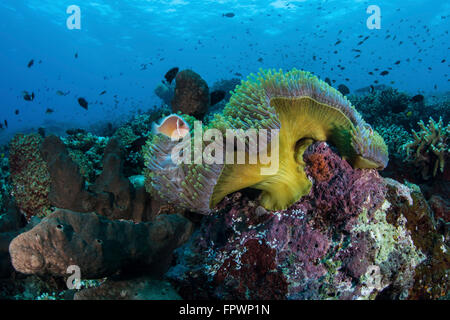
top-left (1, 0), bottom-right (449, 303)
top-left (144, 69), bottom-right (389, 213)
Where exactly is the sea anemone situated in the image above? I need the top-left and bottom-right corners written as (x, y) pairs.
top-left (144, 68), bottom-right (388, 213)
top-left (403, 116), bottom-right (449, 179)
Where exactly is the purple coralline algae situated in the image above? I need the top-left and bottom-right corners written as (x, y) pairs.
top-left (166, 142), bottom-right (427, 300)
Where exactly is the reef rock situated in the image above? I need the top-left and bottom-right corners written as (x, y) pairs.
top-left (0, 206), bottom-right (38, 278)
top-left (154, 82), bottom-right (175, 106)
top-left (166, 142), bottom-right (434, 300)
top-left (41, 135), bottom-right (95, 212)
top-left (74, 277), bottom-right (181, 300)
top-left (91, 138), bottom-right (136, 220)
top-left (40, 135), bottom-right (155, 222)
top-left (9, 209), bottom-right (194, 278)
top-left (384, 179), bottom-right (449, 299)
top-left (171, 69), bottom-right (210, 118)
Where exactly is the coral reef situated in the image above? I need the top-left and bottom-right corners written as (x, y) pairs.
top-left (0, 206), bottom-right (29, 278)
top-left (91, 138), bottom-right (153, 221)
top-left (375, 124), bottom-right (410, 161)
top-left (378, 88), bottom-right (410, 114)
top-left (145, 68), bottom-right (388, 214)
top-left (403, 117), bottom-right (449, 179)
top-left (9, 209), bottom-right (193, 278)
top-left (9, 134), bottom-right (52, 219)
top-left (0, 69), bottom-right (447, 301)
top-left (172, 69), bottom-right (210, 118)
top-left (166, 143), bottom-right (426, 300)
top-left (74, 277), bottom-right (181, 300)
top-left (428, 194), bottom-right (449, 223)
top-left (47, 136), bottom-right (156, 221)
top-left (0, 155), bottom-right (10, 214)
top-left (0, 274), bottom-right (71, 300)
top-left (63, 131), bottom-right (109, 183)
top-left (384, 180), bottom-right (449, 299)
top-left (155, 82), bottom-right (175, 106)
top-left (114, 108), bottom-right (170, 177)
top-left (12, 133), bottom-right (157, 222)
top-left (41, 135), bottom-right (96, 213)
top-left (203, 78), bottom-right (241, 124)
top-left (350, 87), bottom-right (450, 132)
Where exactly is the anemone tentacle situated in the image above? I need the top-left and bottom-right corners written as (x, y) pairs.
top-left (144, 68), bottom-right (389, 214)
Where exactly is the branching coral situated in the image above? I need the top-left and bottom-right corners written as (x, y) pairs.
top-left (378, 88), bottom-right (410, 114)
top-left (403, 117), bottom-right (449, 179)
top-left (144, 68), bottom-right (388, 213)
top-left (375, 124), bottom-right (410, 160)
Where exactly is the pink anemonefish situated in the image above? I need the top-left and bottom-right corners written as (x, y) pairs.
top-left (153, 114), bottom-right (190, 141)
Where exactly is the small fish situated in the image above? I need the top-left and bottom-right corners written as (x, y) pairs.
top-left (406, 111), bottom-right (413, 117)
top-left (257, 57), bottom-right (264, 63)
top-left (411, 94), bottom-right (424, 103)
top-left (4, 120), bottom-right (8, 128)
top-left (210, 90), bottom-right (226, 106)
top-left (38, 127), bottom-right (46, 138)
top-left (223, 12), bottom-right (235, 18)
top-left (23, 91), bottom-right (35, 101)
top-left (99, 90), bottom-right (107, 96)
top-left (15, 109), bottom-right (19, 115)
top-left (27, 59), bottom-right (34, 68)
top-left (164, 67), bottom-right (179, 84)
top-left (380, 70), bottom-right (389, 76)
top-left (56, 90), bottom-right (69, 96)
top-left (78, 97), bottom-right (88, 110)
top-left (45, 108), bottom-right (54, 114)
top-left (153, 114), bottom-right (190, 141)
top-left (337, 84), bottom-right (350, 95)
top-left (75, 52), bottom-right (78, 59)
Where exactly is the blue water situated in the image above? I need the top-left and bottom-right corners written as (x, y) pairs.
top-left (0, 0), bottom-right (449, 144)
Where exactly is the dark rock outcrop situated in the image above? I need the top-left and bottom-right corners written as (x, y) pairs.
top-left (0, 206), bottom-right (38, 278)
top-left (41, 135), bottom-right (95, 212)
top-left (91, 138), bottom-right (134, 220)
top-left (171, 69), bottom-right (210, 118)
top-left (9, 209), bottom-right (193, 279)
top-left (41, 136), bottom-right (155, 221)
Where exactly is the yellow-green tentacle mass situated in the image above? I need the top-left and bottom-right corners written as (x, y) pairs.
top-left (144, 68), bottom-right (389, 214)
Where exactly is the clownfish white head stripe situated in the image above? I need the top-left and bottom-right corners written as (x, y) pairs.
top-left (152, 114), bottom-right (190, 141)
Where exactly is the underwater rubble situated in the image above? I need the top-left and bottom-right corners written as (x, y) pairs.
top-left (0, 68), bottom-right (448, 300)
